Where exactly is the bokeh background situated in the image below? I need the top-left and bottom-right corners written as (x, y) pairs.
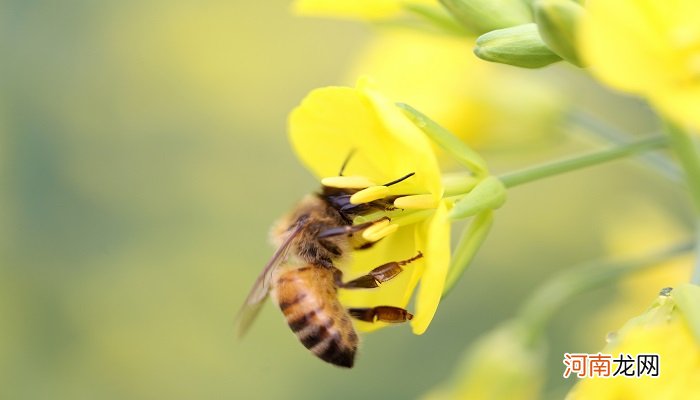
top-left (0, 1), bottom-right (695, 399)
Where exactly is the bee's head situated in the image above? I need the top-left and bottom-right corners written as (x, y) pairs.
top-left (318, 150), bottom-right (414, 221)
top-left (319, 185), bottom-right (398, 223)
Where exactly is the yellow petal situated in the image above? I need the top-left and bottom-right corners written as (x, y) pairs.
top-left (289, 86), bottom-right (384, 181)
top-left (289, 83), bottom-right (443, 197)
top-left (652, 85), bottom-right (700, 132)
top-left (567, 305), bottom-right (700, 399)
top-left (346, 30), bottom-right (566, 149)
top-left (579, 0), bottom-right (678, 93)
top-left (411, 201), bottom-right (451, 335)
top-left (338, 226), bottom-right (424, 333)
top-left (362, 84), bottom-right (444, 199)
top-left (580, 0), bottom-right (700, 131)
top-left (347, 31), bottom-right (488, 145)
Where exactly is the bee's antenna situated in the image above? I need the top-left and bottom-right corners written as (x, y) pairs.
top-left (383, 172), bottom-right (415, 187)
top-left (338, 149), bottom-right (357, 176)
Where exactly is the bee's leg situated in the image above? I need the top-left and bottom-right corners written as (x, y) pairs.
top-left (348, 306), bottom-right (413, 323)
top-left (317, 217), bottom-right (390, 239)
top-left (353, 240), bottom-right (380, 251)
top-left (334, 252), bottom-right (423, 289)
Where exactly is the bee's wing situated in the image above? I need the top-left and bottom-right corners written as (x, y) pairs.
top-left (234, 222), bottom-right (303, 338)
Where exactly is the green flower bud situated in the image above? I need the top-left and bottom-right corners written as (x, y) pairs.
top-left (439, 0), bottom-right (533, 34)
top-left (474, 23), bottom-right (562, 68)
top-left (449, 176), bottom-right (506, 220)
top-left (534, 0), bottom-right (585, 66)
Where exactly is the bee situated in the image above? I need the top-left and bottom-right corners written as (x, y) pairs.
top-left (236, 158), bottom-right (423, 368)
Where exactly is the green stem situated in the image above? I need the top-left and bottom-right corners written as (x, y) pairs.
top-left (569, 110), bottom-right (681, 182)
top-left (518, 240), bottom-right (695, 346)
top-left (498, 135), bottom-right (668, 188)
top-left (664, 121), bottom-right (700, 212)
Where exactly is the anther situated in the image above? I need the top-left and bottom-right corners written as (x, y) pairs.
top-left (321, 176), bottom-right (377, 189)
top-left (361, 219), bottom-right (390, 236)
top-left (362, 223), bottom-right (399, 242)
top-left (394, 194), bottom-right (439, 209)
top-left (350, 186), bottom-right (391, 204)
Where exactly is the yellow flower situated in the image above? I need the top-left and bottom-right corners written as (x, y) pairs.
top-left (423, 323), bottom-right (545, 400)
top-left (580, 0), bottom-right (700, 131)
top-left (292, 0), bottom-right (435, 20)
top-left (288, 80), bottom-right (451, 334)
top-left (346, 29), bottom-right (565, 150)
top-left (585, 204), bottom-right (692, 345)
top-left (566, 285), bottom-right (700, 399)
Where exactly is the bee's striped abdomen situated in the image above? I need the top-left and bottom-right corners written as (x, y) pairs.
top-left (274, 266), bottom-right (358, 368)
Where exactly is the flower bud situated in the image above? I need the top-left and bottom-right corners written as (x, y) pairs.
top-left (534, 0), bottom-right (585, 66)
top-left (475, 23), bottom-right (562, 68)
top-left (440, 0), bottom-right (533, 34)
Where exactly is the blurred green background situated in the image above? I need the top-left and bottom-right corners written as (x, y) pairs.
top-left (0, 1), bottom-right (694, 399)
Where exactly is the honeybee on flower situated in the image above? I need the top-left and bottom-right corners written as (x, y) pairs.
top-left (236, 81), bottom-right (454, 367)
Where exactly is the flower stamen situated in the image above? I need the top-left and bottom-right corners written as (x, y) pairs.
top-left (350, 185), bottom-right (391, 204)
top-left (362, 220), bottom-right (399, 242)
top-left (321, 175), bottom-right (377, 189)
top-left (394, 194), bottom-right (439, 209)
